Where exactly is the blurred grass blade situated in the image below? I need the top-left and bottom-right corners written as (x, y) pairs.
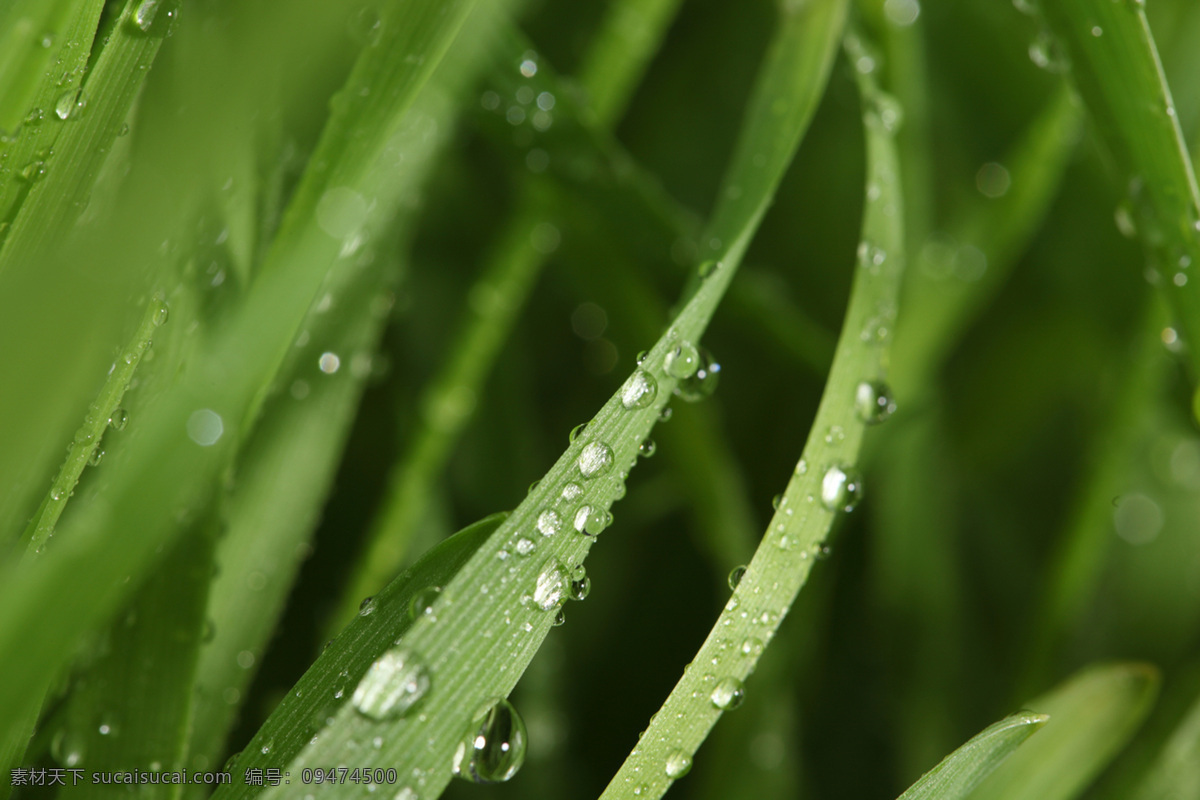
top-left (333, 0), bottom-right (687, 630)
top-left (897, 713), bottom-right (1049, 800)
top-left (601, 25), bottom-right (897, 798)
top-left (18, 294), bottom-right (166, 555)
top-left (1132, 684), bottom-right (1200, 800)
top-left (0, 0), bottom-right (480, 736)
top-left (968, 663), bottom-right (1159, 800)
top-left (1039, 0), bottom-right (1200, 383)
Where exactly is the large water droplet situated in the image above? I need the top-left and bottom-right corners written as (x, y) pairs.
top-left (710, 677), bottom-right (745, 710)
top-left (577, 442), bottom-right (613, 478)
top-left (675, 348), bottom-right (720, 402)
top-left (536, 509), bottom-right (562, 537)
top-left (452, 697), bottom-right (527, 783)
top-left (572, 505), bottom-right (611, 536)
top-left (54, 89), bottom-right (84, 120)
top-left (664, 749), bottom-right (692, 779)
top-left (854, 380), bottom-right (896, 424)
top-left (131, 0), bottom-right (163, 32)
top-left (620, 370), bottom-right (658, 409)
top-left (820, 465), bottom-right (864, 513)
top-left (534, 562), bottom-right (568, 610)
top-left (664, 341), bottom-right (701, 379)
top-left (351, 648), bottom-right (430, 720)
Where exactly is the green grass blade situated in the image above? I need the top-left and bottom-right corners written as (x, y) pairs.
top-left (897, 713), bottom-right (1049, 800)
top-left (968, 663), bottom-right (1159, 800)
top-left (0, 0), bottom-right (478, 732)
top-left (1131, 684), bottom-right (1200, 800)
top-left (601, 27), bottom-right (900, 800)
top-left (18, 294), bottom-right (166, 555)
top-left (1039, 0), bottom-right (1200, 383)
top-left (331, 0), bottom-right (687, 631)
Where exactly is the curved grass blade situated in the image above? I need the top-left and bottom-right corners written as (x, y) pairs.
top-left (1131, 683), bottom-right (1200, 800)
top-left (967, 663), bottom-right (1159, 800)
top-left (0, 0), bottom-right (481, 735)
top-left (215, 2), bottom-right (849, 798)
top-left (1038, 0), bottom-right (1200, 384)
top-left (599, 27), bottom-right (894, 798)
top-left (897, 713), bottom-right (1049, 800)
top-left (331, 0), bottom-right (688, 631)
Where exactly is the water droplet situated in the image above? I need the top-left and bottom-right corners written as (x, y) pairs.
top-left (534, 562), bottom-right (568, 610)
top-left (152, 296), bottom-right (169, 326)
top-left (675, 348), bottom-right (720, 402)
top-left (351, 648), bottom-right (430, 720)
top-left (515, 537), bottom-right (537, 556)
top-left (131, 0), bottom-right (164, 32)
top-left (54, 89), bottom-right (84, 120)
top-left (824, 426), bottom-right (845, 445)
top-left (820, 465), bottom-right (864, 513)
top-left (664, 749), bottom-right (692, 779)
top-left (553, 608), bottom-right (566, 626)
top-left (620, 370), bottom-right (658, 409)
top-left (569, 566), bottom-right (590, 601)
top-left (572, 505), bottom-right (611, 536)
top-left (659, 406), bottom-right (673, 422)
top-left (728, 565), bottom-right (746, 590)
top-left (664, 341), bottom-right (701, 379)
top-left (710, 677), bottom-right (745, 710)
top-left (854, 380), bottom-right (896, 424)
top-left (741, 637), bottom-right (763, 656)
top-left (408, 586), bottom-right (441, 621)
top-left (88, 448), bottom-right (104, 467)
top-left (51, 728), bottom-right (85, 767)
top-left (536, 509), bottom-right (562, 537)
top-left (577, 442), bottom-right (613, 478)
top-left (1029, 32), bottom-right (1067, 73)
top-left (638, 439), bottom-right (656, 458)
top-left (359, 596), bottom-right (376, 616)
top-left (771, 494), bottom-right (784, 510)
top-left (569, 422), bottom-right (588, 443)
top-left (24, 107), bottom-right (44, 127)
top-left (561, 482), bottom-right (583, 502)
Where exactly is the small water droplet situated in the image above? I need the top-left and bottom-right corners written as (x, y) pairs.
top-left (534, 562), bottom-right (568, 610)
top-left (151, 296), bottom-right (169, 326)
top-left (664, 749), bottom-right (693, 779)
top-left (359, 596), bottom-right (376, 616)
top-left (675, 348), bottom-right (720, 402)
top-left (620, 370), bottom-right (658, 409)
top-left (771, 494), bottom-right (784, 510)
top-left (710, 677), bottom-right (745, 710)
top-left (24, 107), bottom-right (44, 127)
top-left (408, 586), bottom-right (442, 621)
top-left (561, 482), bottom-right (583, 502)
top-left (515, 537), bottom-right (537, 556)
top-left (569, 566), bottom-right (590, 601)
top-left (54, 89), bottom-right (84, 120)
top-left (659, 406), bottom-right (673, 422)
top-left (131, 0), bottom-right (164, 32)
top-left (638, 439), bottom-right (656, 458)
top-left (569, 422), bottom-right (588, 443)
top-left (553, 608), bottom-right (566, 626)
top-left (536, 509), bottom-right (562, 537)
top-left (51, 728), bottom-right (85, 767)
top-left (728, 565), bottom-right (746, 590)
top-left (88, 448), bottom-right (104, 467)
top-left (741, 637), bottom-right (763, 656)
top-left (664, 341), bottom-right (701, 379)
top-left (854, 380), bottom-right (896, 424)
top-left (109, 408), bottom-right (128, 430)
top-left (351, 648), bottom-right (430, 720)
top-left (577, 442), bottom-right (613, 478)
top-left (820, 465), bottom-right (864, 513)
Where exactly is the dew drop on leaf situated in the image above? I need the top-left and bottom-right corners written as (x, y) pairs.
top-left (664, 341), bottom-right (700, 379)
top-left (710, 677), bottom-right (745, 710)
top-left (727, 566), bottom-right (746, 590)
top-left (569, 565), bottom-right (590, 601)
top-left (620, 370), bottom-right (658, 409)
top-left (664, 749), bottom-right (693, 779)
top-left (408, 586), bottom-right (441, 621)
top-left (359, 596), bottom-right (376, 616)
top-left (820, 465), bottom-right (864, 513)
top-left (451, 697), bottom-right (528, 784)
top-left (638, 438), bottom-right (656, 458)
top-left (109, 408), bottom-right (128, 430)
top-left (854, 380), bottom-right (896, 424)
top-left (536, 508), bottom-right (562, 537)
top-left (351, 648), bottom-right (430, 720)
top-left (675, 348), bottom-right (720, 402)
top-left (151, 296), bottom-right (170, 326)
top-left (572, 505), bottom-right (611, 536)
top-left (560, 482), bottom-right (583, 503)
top-left (534, 561), bottom-right (568, 610)
top-left (577, 442), bottom-right (613, 478)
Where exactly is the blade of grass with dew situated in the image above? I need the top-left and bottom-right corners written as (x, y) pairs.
top-left (0, 0), bottom-right (105, 224)
top-left (226, 2), bottom-right (847, 797)
top-left (0, 0), bottom-right (483, 734)
top-left (183, 49), bottom-right (470, 778)
top-left (1130, 683), bottom-right (1200, 800)
top-left (967, 662), bottom-right (1159, 800)
top-left (1038, 0), bottom-right (1200, 385)
top-left (895, 713), bottom-right (1049, 800)
top-left (601, 29), bottom-right (901, 800)
top-left (330, 0), bottom-right (687, 631)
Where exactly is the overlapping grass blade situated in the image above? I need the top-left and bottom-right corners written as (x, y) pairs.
top-left (967, 663), bottom-right (1159, 800)
top-left (896, 713), bottom-right (1048, 800)
top-left (1039, 0), bottom-right (1200, 382)
top-left (0, 0), bottom-right (480, 738)
top-left (599, 22), bottom-right (894, 795)
top-left (1131, 684), bottom-right (1200, 800)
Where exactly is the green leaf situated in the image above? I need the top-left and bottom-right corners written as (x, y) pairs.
top-left (897, 713), bottom-right (1049, 800)
top-left (968, 663), bottom-right (1160, 800)
top-left (1132, 683), bottom-right (1200, 800)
